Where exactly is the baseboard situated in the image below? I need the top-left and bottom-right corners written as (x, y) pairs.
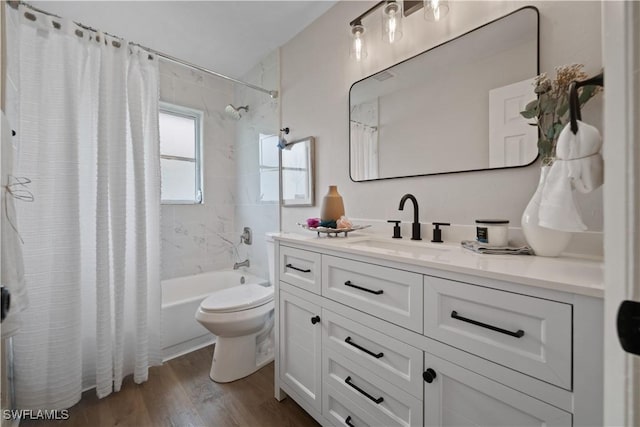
top-left (162, 335), bottom-right (215, 362)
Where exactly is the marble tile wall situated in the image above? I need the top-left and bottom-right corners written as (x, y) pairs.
top-left (159, 60), bottom-right (239, 280)
top-left (233, 50), bottom-right (281, 282)
top-left (159, 51), bottom-right (280, 281)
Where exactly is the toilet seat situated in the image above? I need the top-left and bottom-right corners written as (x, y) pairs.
top-left (200, 284), bottom-right (273, 313)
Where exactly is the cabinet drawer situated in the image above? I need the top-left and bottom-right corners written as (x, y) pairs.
top-left (323, 309), bottom-right (423, 399)
top-left (324, 348), bottom-right (423, 427)
top-left (424, 276), bottom-right (572, 389)
top-left (279, 245), bottom-right (321, 293)
top-left (322, 255), bottom-right (423, 332)
top-left (424, 352), bottom-right (572, 427)
top-left (323, 384), bottom-right (377, 427)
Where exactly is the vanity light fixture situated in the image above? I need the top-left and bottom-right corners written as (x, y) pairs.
top-left (423, 0), bottom-right (449, 22)
top-left (350, 23), bottom-right (367, 62)
top-left (349, 0), bottom-right (448, 62)
top-left (382, 0), bottom-right (403, 43)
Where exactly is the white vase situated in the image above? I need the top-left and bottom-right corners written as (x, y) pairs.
top-left (521, 166), bottom-right (572, 257)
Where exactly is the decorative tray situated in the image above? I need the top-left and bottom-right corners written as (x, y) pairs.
top-left (297, 223), bottom-right (371, 237)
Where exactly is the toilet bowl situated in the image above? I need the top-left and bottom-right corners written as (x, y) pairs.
top-left (195, 284), bottom-right (274, 382)
top-left (195, 234), bottom-right (277, 383)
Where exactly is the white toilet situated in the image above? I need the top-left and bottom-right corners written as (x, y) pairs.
top-left (195, 235), bottom-right (276, 383)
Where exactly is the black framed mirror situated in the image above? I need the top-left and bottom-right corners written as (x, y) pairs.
top-left (349, 6), bottom-right (539, 181)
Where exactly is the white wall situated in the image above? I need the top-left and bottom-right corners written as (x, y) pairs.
top-left (280, 1), bottom-right (603, 239)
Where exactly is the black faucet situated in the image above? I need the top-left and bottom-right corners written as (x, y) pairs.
top-left (399, 194), bottom-right (421, 240)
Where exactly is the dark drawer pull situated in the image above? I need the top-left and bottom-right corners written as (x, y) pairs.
top-left (345, 415), bottom-right (355, 427)
top-left (311, 315), bottom-right (321, 325)
top-left (286, 263), bottom-right (311, 273)
top-left (345, 336), bottom-right (383, 359)
top-left (344, 376), bottom-right (384, 404)
top-left (451, 310), bottom-right (525, 338)
top-left (344, 280), bottom-right (383, 295)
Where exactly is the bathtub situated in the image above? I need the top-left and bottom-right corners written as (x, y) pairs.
top-left (161, 270), bottom-right (269, 361)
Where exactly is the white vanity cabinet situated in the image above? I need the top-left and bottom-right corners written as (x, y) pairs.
top-left (274, 238), bottom-right (603, 427)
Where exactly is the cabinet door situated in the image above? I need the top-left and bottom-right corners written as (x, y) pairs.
top-left (424, 353), bottom-right (572, 427)
top-left (279, 289), bottom-right (322, 413)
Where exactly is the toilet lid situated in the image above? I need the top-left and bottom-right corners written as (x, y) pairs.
top-left (200, 284), bottom-right (273, 313)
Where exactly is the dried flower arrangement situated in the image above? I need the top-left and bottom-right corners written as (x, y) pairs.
top-left (520, 64), bottom-right (601, 165)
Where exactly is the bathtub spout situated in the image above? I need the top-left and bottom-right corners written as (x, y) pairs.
top-left (233, 259), bottom-right (250, 270)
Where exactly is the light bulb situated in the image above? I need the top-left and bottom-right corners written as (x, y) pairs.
top-left (355, 36), bottom-right (363, 60)
top-left (382, 1), bottom-right (403, 44)
top-left (389, 11), bottom-right (397, 42)
top-left (350, 24), bottom-right (367, 62)
top-left (424, 0), bottom-right (449, 22)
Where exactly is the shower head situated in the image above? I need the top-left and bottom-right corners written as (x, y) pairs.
top-left (224, 104), bottom-right (249, 120)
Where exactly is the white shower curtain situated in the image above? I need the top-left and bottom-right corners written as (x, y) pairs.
top-left (350, 122), bottom-right (379, 180)
top-left (7, 6), bottom-right (162, 409)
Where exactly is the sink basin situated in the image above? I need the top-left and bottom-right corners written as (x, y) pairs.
top-left (345, 238), bottom-right (451, 258)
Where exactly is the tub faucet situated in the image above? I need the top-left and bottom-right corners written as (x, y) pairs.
top-left (233, 259), bottom-right (250, 270)
top-left (399, 193), bottom-right (421, 240)
top-left (240, 227), bottom-right (252, 245)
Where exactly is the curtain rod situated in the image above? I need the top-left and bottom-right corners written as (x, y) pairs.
top-left (7, 1), bottom-right (279, 99)
top-left (154, 51), bottom-right (278, 99)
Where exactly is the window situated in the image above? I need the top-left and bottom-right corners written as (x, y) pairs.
top-left (159, 103), bottom-right (203, 204)
top-left (258, 133), bottom-right (280, 203)
top-left (281, 137), bottom-right (314, 207)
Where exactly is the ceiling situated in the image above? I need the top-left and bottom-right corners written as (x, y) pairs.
top-left (29, 1), bottom-right (337, 77)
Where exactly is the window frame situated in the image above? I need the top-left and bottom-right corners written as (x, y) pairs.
top-left (159, 102), bottom-right (204, 205)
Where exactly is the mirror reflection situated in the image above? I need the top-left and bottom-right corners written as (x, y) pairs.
top-left (281, 137), bottom-right (315, 207)
top-left (349, 7), bottom-right (539, 181)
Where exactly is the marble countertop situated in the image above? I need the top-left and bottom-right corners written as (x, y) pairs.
top-left (272, 232), bottom-right (604, 298)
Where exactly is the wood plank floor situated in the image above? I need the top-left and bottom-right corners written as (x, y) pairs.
top-left (21, 345), bottom-right (319, 427)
